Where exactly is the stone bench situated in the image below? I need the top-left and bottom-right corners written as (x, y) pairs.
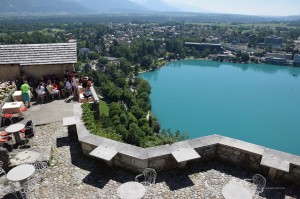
top-left (63, 116), bottom-right (77, 127)
top-left (260, 149), bottom-right (290, 180)
top-left (170, 141), bottom-right (201, 168)
top-left (89, 145), bottom-right (118, 166)
top-left (63, 116), bottom-right (77, 139)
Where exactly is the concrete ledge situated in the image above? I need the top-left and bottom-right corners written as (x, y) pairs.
top-left (63, 116), bottom-right (77, 127)
top-left (146, 145), bottom-right (171, 158)
top-left (188, 134), bottom-right (222, 148)
top-left (89, 145), bottom-right (118, 161)
top-left (90, 86), bottom-right (99, 103)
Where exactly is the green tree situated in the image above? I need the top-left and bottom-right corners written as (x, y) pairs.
top-left (140, 56), bottom-right (152, 70)
top-left (241, 52), bottom-right (250, 62)
top-left (119, 57), bottom-right (132, 75)
top-left (127, 123), bottom-right (144, 146)
top-left (109, 102), bottom-right (122, 118)
top-left (88, 51), bottom-right (99, 60)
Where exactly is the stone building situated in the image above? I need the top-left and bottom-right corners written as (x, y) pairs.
top-left (0, 42), bottom-right (77, 81)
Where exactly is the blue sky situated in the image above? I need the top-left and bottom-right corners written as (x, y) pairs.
top-left (130, 0), bottom-right (300, 16)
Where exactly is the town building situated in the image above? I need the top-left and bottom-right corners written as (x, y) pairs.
top-left (184, 42), bottom-right (222, 51)
top-left (0, 42), bottom-right (77, 80)
top-left (266, 53), bottom-right (293, 60)
top-left (264, 36), bottom-right (283, 46)
top-left (78, 48), bottom-right (90, 57)
top-left (265, 57), bottom-right (287, 65)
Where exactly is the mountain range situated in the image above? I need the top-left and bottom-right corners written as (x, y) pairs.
top-left (0, 0), bottom-right (91, 14)
top-left (0, 0), bottom-right (206, 15)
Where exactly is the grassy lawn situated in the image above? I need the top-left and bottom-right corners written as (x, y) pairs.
top-left (100, 100), bottom-right (109, 117)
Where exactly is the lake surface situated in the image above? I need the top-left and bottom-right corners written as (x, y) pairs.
top-left (139, 60), bottom-right (300, 156)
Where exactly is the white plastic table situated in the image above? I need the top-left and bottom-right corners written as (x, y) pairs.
top-left (12, 91), bottom-right (22, 101)
top-left (7, 164), bottom-right (35, 183)
top-left (12, 90), bottom-right (32, 101)
top-left (222, 183), bottom-right (252, 199)
top-left (2, 101), bottom-right (24, 117)
top-left (117, 181), bottom-right (146, 199)
top-left (5, 123), bottom-right (25, 144)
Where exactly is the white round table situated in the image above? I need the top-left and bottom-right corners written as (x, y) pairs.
top-left (117, 181), bottom-right (146, 199)
top-left (5, 123), bottom-right (25, 144)
top-left (5, 123), bottom-right (25, 133)
top-left (7, 164), bottom-right (35, 183)
top-left (222, 183), bottom-right (252, 199)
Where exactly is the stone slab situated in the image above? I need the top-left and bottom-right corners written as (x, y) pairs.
top-left (171, 148), bottom-right (201, 163)
top-left (63, 116), bottom-right (77, 127)
top-left (261, 153), bottom-right (290, 172)
top-left (118, 144), bottom-right (148, 160)
top-left (9, 146), bottom-right (52, 167)
top-left (73, 103), bottom-right (83, 118)
top-left (89, 145), bottom-right (118, 161)
top-left (218, 136), bottom-right (238, 147)
top-left (146, 145), bottom-right (171, 159)
top-left (188, 135), bottom-right (223, 149)
top-left (233, 140), bottom-right (265, 155)
top-left (290, 155), bottom-right (300, 166)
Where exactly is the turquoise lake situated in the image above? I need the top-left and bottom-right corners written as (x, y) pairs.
top-left (139, 60), bottom-right (300, 156)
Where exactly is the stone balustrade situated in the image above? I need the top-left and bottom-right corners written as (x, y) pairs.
top-left (67, 103), bottom-right (300, 186)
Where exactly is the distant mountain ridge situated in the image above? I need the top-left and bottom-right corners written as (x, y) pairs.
top-left (0, 0), bottom-right (91, 14)
top-left (74, 0), bottom-right (148, 13)
top-left (0, 0), bottom-right (149, 15)
top-left (141, 0), bottom-right (181, 12)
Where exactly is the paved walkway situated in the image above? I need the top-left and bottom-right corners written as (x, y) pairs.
top-left (21, 99), bottom-right (74, 125)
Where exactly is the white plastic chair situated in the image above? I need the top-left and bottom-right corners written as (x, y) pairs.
top-left (30, 161), bottom-right (48, 183)
top-left (253, 174), bottom-right (266, 195)
top-left (135, 168), bottom-right (157, 186)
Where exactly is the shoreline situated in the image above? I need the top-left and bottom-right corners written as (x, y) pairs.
top-left (138, 57), bottom-right (298, 74)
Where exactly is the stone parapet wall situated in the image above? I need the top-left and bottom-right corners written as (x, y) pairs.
top-left (71, 103), bottom-right (300, 185)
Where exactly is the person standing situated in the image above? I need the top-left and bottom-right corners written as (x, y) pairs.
top-left (21, 80), bottom-right (31, 108)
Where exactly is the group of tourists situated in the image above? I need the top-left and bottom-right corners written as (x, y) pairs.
top-left (19, 70), bottom-right (93, 107)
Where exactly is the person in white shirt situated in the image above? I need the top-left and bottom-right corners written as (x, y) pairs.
top-left (65, 80), bottom-right (72, 90)
top-left (37, 83), bottom-right (46, 95)
top-left (71, 75), bottom-right (78, 98)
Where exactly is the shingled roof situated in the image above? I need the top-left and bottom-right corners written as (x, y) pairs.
top-left (0, 42), bottom-right (77, 66)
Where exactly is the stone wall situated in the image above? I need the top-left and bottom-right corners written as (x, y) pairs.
top-left (21, 64), bottom-right (74, 79)
top-left (71, 103), bottom-right (300, 185)
top-left (0, 64), bottom-right (20, 81)
top-left (0, 63), bottom-right (74, 81)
